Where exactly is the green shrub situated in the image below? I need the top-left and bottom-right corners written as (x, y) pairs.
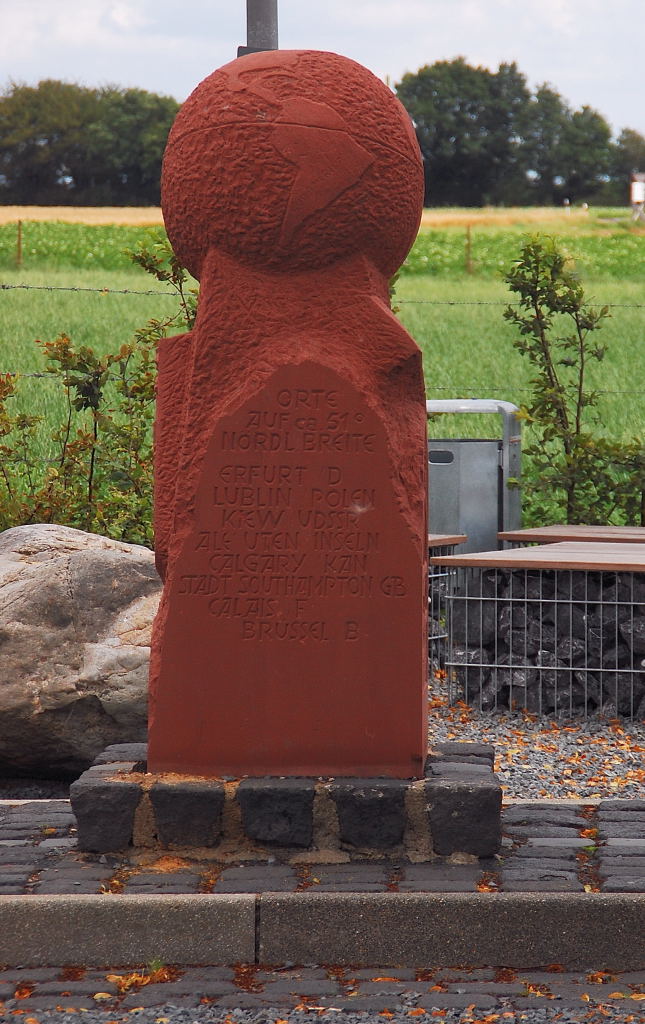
top-left (0, 235), bottom-right (195, 546)
top-left (504, 236), bottom-right (645, 525)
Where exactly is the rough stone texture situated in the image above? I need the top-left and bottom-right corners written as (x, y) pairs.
top-left (69, 772), bottom-right (142, 852)
top-left (150, 780), bottom-right (225, 847)
top-left (149, 50), bottom-right (427, 778)
top-left (237, 778), bottom-right (316, 847)
top-left (258, 891), bottom-right (645, 969)
top-left (426, 777), bottom-right (502, 857)
top-left (0, 524), bottom-right (160, 776)
top-left (73, 742), bottom-right (501, 859)
top-left (330, 779), bottom-right (408, 849)
top-left (448, 566), bottom-right (645, 716)
top-left (0, 894), bottom-right (256, 967)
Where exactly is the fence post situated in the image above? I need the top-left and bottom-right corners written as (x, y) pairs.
top-left (465, 224), bottom-right (473, 274)
top-left (16, 220), bottom-right (23, 268)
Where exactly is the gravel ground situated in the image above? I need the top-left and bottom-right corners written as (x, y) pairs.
top-left (15, 1002), bottom-right (643, 1023)
top-left (427, 682), bottom-right (645, 800)
top-left (1, 693), bottom-right (643, 801)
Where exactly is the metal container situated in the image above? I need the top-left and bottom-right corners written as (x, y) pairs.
top-left (427, 399), bottom-right (521, 553)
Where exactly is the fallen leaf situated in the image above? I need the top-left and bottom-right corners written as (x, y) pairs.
top-left (93, 993), bottom-right (113, 1002)
top-left (14, 986), bottom-right (35, 1000)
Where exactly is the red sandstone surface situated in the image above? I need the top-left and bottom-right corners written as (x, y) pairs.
top-left (148, 49), bottom-right (427, 777)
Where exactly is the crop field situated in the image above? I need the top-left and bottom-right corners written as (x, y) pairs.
top-left (0, 206), bottom-right (643, 449)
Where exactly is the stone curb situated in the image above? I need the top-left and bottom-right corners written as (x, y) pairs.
top-left (0, 891), bottom-right (643, 970)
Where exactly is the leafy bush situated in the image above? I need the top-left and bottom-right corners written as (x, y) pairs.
top-left (504, 236), bottom-right (645, 525)
top-left (0, 235), bottom-right (195, 546)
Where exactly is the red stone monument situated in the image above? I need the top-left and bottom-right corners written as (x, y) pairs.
top-left (148, 49), bottom-right (428, 778)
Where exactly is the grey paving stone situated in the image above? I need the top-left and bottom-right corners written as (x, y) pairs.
top-left (501, 867), bottom-right (578, 879)
top-left (35, 980), bottom-right (120, 996)
top-left (599, 824), bottom-right (645, 838)
top-left (5, 996), bottom-right (101, 1010)
top-left (402, 864), bottom-right (481, 879)
top-left (125, 881), bottom-right (200, 894)
top-left (599, 799), bottom-right (645, 812)
top-left (603, 839), bottom-right (645, 850)
top-left (35, 879), bottom-right (104, 894)
top-left (142, 979), bottom-right (239, 996)
top-left (399, 879), bottom-right (479, 892)
top-left (501, 857), bottom-right (576, 870)
top-left (598, 811), bottom-right (645, 822)
top-left (330, 778), bottom-right (409, 850)
top-left (503, 826), bottom-right (583, 838)
top-left (417, 993), bottom-right (498, 1008)
top-left (0, 863), bottom-right (35, 874)
top-left (315, 996), bottom-right (420, 1011)
top-left (503, 808), bottom-right (585, 827)
top-left (38, 837), bottom-right (77, 849)
top-left (216, 877), bottom-right (298, 893)
top-left (349, 968), bottom-right (420, 980)
top-left (516, 837), bottom-right (590, 848)
top-left (358, 981), bottom-right (420, 994)
top-left (433, 969), bottom-right (497, 982)
top-left (598, 861), bottom-right (645, 875)
top-left (124, 871), bottom-right (199, 887)
top-left (313, 882), bottom-right (389, 892)
top-left (150, 780), bottom-right (225, 848)
top-left (603, 878), bottom-right (645, 891)
top-left (256, 969), bottom-right (329, 982)
top-left (262, 979), bottom-right (340, 995)
top-left (180, 967), bottom-right (236, 982)
top-left (445, 981), bottom-right (529, 995)
top-left (220, 864), bottom-right (298, 880)
top-left (120, 987), bottom-right (201, 1008)
top-left (503, 878), bottom-right (582, 891)
top-left (429, 762), bottom-right (492, 776)
top-left (210, 993), bottom-right (300, 1008)
top-left (509, 995), bottom-right (591, 1009)
top-left (238, 778), bottom-right (316, 848)
top-left (430, 742), bottom-right (495, 764)
top-left (312, 865), bottom-right (390, 881)
top-left (1, 967), bottom-right (62, 982)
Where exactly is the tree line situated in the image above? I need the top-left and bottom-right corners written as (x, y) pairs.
top-left (1, 64), bottom-right (644, 207)
top-left (0, 80), bottom-right (179, 206)
top-left (396, 58), bottom-right (645, 206)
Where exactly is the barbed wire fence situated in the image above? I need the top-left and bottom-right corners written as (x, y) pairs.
top-left (3, 279), bottom-right (645, 397)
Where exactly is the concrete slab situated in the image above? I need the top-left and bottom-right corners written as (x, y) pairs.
top-left (0, 894), bottom-right (256, 967)
top-left (258, 891), bottom-right (645, 970)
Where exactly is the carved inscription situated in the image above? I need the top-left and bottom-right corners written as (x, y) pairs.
top-left (180, 381), bottom-right (413, 644)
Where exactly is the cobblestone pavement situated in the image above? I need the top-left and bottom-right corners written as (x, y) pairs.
top-left (0, 962), bottom-right (644, 1016)
top-left (0, 800), bottom-right (644, 1017)
top-left (0, 799), bottom-right (643, 896)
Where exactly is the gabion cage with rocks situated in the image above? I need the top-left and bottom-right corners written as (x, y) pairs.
top-left (430, 547), bottom-right (645, 720)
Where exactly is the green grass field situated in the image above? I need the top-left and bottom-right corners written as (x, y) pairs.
top-left (0, 210), bottom-right (643, 451)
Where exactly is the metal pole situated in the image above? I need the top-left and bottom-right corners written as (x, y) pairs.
top-left (239, 0), bottom-right (278, 56)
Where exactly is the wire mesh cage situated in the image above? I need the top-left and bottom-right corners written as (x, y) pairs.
top-left (430, 547), bottom-right (645, 721)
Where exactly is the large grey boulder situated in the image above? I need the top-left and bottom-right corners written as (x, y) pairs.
top-left (0, 524), bottom-right (160, 777)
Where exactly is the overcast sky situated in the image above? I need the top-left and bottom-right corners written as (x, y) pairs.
top-left (1, 0), bottom-right (640, 136)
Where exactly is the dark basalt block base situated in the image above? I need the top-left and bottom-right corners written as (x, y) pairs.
top-left (70, 742), bottom-right (501, 862)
